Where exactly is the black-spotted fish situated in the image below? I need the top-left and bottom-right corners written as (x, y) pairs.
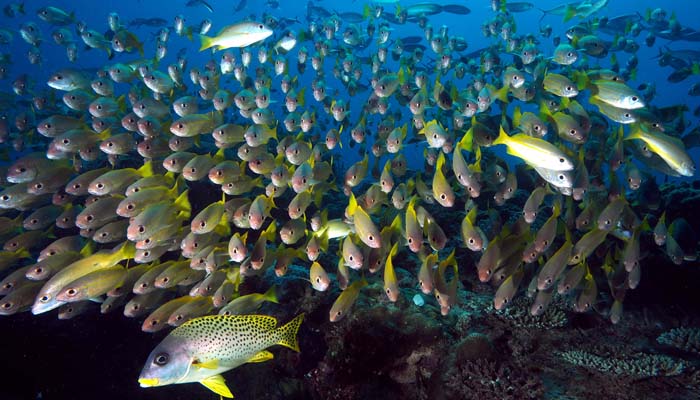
top-left (139, 313), bottom-right (303, 398)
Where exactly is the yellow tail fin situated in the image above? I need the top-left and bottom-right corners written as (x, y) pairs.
top-left (276, 313), bottom-right (304, 352)
top-left (199, 34), bottom-right (214, 52)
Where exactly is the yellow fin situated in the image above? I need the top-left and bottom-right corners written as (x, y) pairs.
top-left (263, 285), bottom-right (278, 304)
top-left (276, 313), bottom-right (304, 352)
top-left (200, 374), bottom-right (233, 398)
top-left (247, 350), bottom-right (274, 364)
top-left (174, 189), bottom-right (191, 215)
top-left (193, 359), bottom-right (219, 369)
top-left (137, 160), bottom-right (154, 177)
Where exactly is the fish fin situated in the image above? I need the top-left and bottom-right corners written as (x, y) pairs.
top-left (493, 125), bottom-right (509, 146)
top-left (263, 285), bottom-right (278, 304)
top-left (193, 358), bottom-right (219, 369)
top-left (137, 160), bottom-right (154, 177)
top-left (80, 240), bottom-right (95, 257)
top-left (213, 215), bottom-right (230, 237)
top-left (466, 204), bottom-right (478, 224)
top-left (493, 85), bottom-right (509, 104)
top-left (513, 107), bottom-right (522, 128)
top-left (262, 221), bottom-right (277, 241)
top-left (114, 241), bottom-right (136, 260)
top-left (459, 127), bottom-right (473, 152)
top-left (276, 313), bottom-right (304, 352)
top-left (200, 374), bottom-right (234, 398)
top-left (199, 34), bottom-right (214, 52)
top-left (16, 248), bottom-right (31, 259)
top-left (347, 192), bottom-right (358, 217)
top-left (174, 189), bottom-right (191, 216)
top-left (563, 5), bottom-right (576, 22)
top-left (246, 350), bottom-right (274, 364)
top-left (297, 87), bottom-right (306, 107)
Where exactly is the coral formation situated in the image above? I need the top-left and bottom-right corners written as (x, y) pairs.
top-left (657, 327), bottom-right (700, 355)
top-left (559, 349), bottom-right (688, 377)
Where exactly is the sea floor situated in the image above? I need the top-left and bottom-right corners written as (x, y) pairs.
top-left (1, 253), bottom-right (699, 400)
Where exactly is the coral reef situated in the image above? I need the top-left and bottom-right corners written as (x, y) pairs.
top-left (559, 349), bottom-right (688, 377)
top-left (493, 296), bottom-right (569, 329)
top-left (657, 327), bottom-right (700, 355)
top-left (442, 358), bottom-right (545, 400)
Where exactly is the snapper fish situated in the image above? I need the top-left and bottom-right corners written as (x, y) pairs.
top-left (199, 22), bottom-right (273, 51)
top-left (139, 314), bottom-right (303, 398)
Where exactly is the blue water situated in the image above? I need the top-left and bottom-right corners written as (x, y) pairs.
top-left (1, 1), bottom-right (700, 399)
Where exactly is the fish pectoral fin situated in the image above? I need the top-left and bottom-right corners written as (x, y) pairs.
top-left (246, 350), bottom-right (274, 364)
top-left (200, 374), bottom-right (234, 398)
top-left (192, 358), bottom-right (219, 369)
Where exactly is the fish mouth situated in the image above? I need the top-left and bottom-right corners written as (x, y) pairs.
top-left (138, 378), bottom-right (159, 387)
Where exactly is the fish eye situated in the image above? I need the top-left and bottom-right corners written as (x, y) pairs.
top-left (65, 288), bottom-right (78, 297)
top-left (569, 129), bottom-right (576, 135)
top-left (154, 353), bottom-right (169, 366)
top-left (138, 225), bottom-right (145, 233)
top-left (558, 174), bottom-right (565, 180)
top-left (631, 96), bottom-right (638, 102)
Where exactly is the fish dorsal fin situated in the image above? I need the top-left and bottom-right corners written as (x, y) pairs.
top-left (247, 350), bottom-right (274, 364)
top-left (199, 374), bottom-right (233, 398)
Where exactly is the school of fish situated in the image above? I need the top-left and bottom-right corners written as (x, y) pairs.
top-left (0, 0), bottom-right (699, 397)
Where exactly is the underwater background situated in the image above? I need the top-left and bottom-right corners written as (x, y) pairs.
top-left (0, 0), bottom-right (700, 399)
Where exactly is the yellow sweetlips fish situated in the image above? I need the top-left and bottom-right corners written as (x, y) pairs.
top-left (199, 22), bottom-right (273, 51)
top-left (138, 314), bottom-right (303, 398)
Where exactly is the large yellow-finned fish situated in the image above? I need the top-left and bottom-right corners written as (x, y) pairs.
top-left (199, 22), bottom-right (273, 51)
top-left (139, 313), bottom-right (303, 398)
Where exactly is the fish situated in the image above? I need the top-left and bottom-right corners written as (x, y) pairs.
top-left (383, 242), bottom-right (400, 301)
top-left (139, 314), bottom-right (303, 398)
top-left (625, 127), bottom-right (695, 177)
top-left (309, 261), bottom-right (330, 292)
top-left (55, 265), bottom-right (127, 303)
top-left (200, 22), bottom-right (273, 51)
top-left (329, 278), bottom-right (368, 322)
top-left (186, 0), bottom-right (214, 13)
top-left (493, 125), bottom-right (574, 171)
top-left (537, 240), bottom-right (573, 291)
top-left (37, 6), bottom-right (75, 26)
top-left (32, 242), bottom-right (135, 315)
top-left (218, 286), bottom-right (277, 316)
